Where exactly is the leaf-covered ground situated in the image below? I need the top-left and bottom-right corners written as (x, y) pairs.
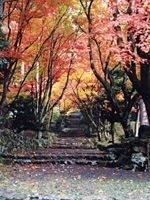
top-left (0, 163), bottom-right (150, 200)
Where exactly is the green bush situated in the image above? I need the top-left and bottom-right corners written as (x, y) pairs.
top-left (7, 96), bottom-right (41, 132)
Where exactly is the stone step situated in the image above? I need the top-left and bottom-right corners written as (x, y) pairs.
top-left (60, 129), bottom-right (85, 137)
top-left (67, 118), bottom-right (81, 122)
top-left (51, 143), bottom-right (95, 148)
top-left (55, 137), bottom-right (88, 142)
top-left (61, 127), bottom-right (84, 132)
top-left (68, 124), bottom-right (82, 128)
top-left (4, 148), bottom-right (113, 166)
top-left (13, 158), bottom-right (114, 166)
top-left (36, 152), bottom-right (105, 160)
top-left (50, 145), bottom-right (95, 149)
top-left (52, 137), bottom-right (93, 149)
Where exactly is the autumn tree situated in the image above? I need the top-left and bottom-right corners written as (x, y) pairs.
top-left (0, 0), bottom-right (76, 131)
top-left (108, 0), bottom-right (150, 125)
top-left (74, 0), bottom-right (139, 138)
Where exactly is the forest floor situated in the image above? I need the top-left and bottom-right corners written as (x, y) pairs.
top-left (0, 159), bottom-right (150, 200)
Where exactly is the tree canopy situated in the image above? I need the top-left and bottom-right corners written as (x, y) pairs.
top-left (0, 0), bottom-right (150, 136)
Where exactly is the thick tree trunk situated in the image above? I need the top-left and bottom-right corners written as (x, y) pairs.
top-left (138, 49), bottom-right (150, 124)
top-left (132, 37), bottom-right (150, 124)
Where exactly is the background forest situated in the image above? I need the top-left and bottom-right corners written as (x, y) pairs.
top-left (0, 0), bottom-right (150, 152)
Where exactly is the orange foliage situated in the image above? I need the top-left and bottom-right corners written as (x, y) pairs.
top-left (1, 0), bottom-right (149, 116)
top-left (2, 0), bottom-right (76, 105)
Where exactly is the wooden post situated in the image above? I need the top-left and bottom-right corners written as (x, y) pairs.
top-left (139, 98), bottom-right (149, 126)
top-left (147, 140), bottom-right (150, 172)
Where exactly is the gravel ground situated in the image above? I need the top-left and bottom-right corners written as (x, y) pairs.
top-left (0, 164), bottom-right (150, 200)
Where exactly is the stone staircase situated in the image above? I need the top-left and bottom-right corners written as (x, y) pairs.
top-left (2, 112), bottom-right (114, 166)
top-left (61, 111), bottom-right (85, 137)
top-left (9, 135), bottom-right (112, 166)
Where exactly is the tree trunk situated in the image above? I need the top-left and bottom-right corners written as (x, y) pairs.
top-left (138, 46), bottom-right (150, 124)
top-left (110, 122), bottom-right (115, 144)
top-left (97, 129), bottom-right (101, 142)
top-left (120, 118), bottom-right (134, 138)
